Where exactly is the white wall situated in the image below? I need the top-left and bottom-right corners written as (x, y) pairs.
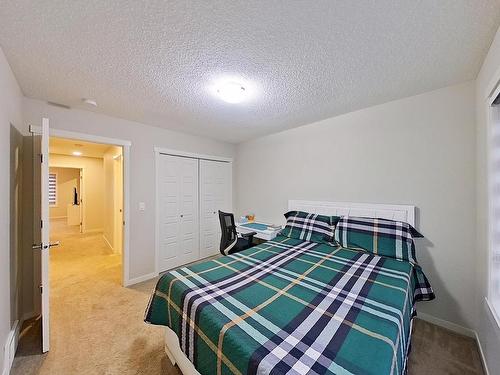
top-left (235, 81), bottom-right (477, 329)
top-left (23, 98), bottom-right (235, 281)
top-left (475, 26), bottom-right (500, 374)
top-left (103, 146), bottom-right (123, 251)
top-left (0, 46), bottom-right (24, 375)
top-left (50, 154), bottom-right (104, 233)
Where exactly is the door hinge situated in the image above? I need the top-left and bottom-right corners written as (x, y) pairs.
top-left (40, 154), bottom-right (43, 163)
top-left (39, 284), bottom-right (43, 294)
top-left (41, 220), bottom-right (43, 228)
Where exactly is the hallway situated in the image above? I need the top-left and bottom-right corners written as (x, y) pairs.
top-left (11, 220), bottom-right (180, 374)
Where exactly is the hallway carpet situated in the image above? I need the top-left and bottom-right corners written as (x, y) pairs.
top-left (12, 220), bottom-right (484, 374)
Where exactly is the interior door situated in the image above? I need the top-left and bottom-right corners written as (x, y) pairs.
top-left (114, 155), bottom-right (123, 254)
top-left (30, 118), bottom-right (52, 353)
top-left (199, 160), bottom-right (232, 258)
top-left (158, 154), bottom-right (199, 272)
top-left (79, 168), bottom-right (84, 233)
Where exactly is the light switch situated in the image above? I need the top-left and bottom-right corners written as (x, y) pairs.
top-left (139, 202), bottom-right (146, 211)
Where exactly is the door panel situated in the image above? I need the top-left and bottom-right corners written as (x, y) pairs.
top-left (199, 160), bottom-right (232, 258)
top-left (30, 118), bottom-right (50, 353)
top-left (158, 155), bottom-right (199, 272)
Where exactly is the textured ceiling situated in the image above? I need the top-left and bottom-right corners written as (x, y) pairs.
top-left (1, 1), bottom-right (500, 143)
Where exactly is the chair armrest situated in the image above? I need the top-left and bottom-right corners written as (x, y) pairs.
top-left (241, 231), bottom-right (257, 238)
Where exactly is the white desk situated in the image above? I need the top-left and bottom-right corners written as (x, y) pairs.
top-left (236, 222), bottom-right (282, 241)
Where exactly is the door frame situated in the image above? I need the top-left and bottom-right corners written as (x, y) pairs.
top-left (31, 126), bottom-right (132, 286)
top-left (154, 147), bottom-right (233, 275)
top-left (486, 72), bottom-right (500, 328)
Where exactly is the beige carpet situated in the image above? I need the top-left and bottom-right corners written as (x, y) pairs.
top-left (12, 219), bottom-right (484, 374)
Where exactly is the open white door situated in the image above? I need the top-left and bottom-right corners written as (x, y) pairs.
top-left (30, 118), bottom-right (57, 353)
top-left (79, 168), bottom-right (84, 233)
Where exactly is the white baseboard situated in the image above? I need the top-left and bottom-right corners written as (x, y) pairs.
top-left (102, 234), bottom-right (114, 251)
top-left (2, 320), bottom-right (21, 375)
top-left (417, 312), bottom-right (475, 337)
top-left (475, 331), bottom-right (490, 375)
top-left (83, 228), bottom-right (103, 234)
top-left (417, 312), bottom-right (490, 374)
top-left (125, 272), bottom-right (158, 287)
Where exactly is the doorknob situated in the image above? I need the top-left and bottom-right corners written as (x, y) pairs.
top-left (32, 241), bottom-right (60, 251)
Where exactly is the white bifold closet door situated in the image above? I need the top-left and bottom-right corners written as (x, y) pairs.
top-left (158, 155), bottom-right (199, 272)
top-left (199, 160), bottom-right (232, 258)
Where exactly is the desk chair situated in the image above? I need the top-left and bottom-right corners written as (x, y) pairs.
top-left (218, 210), bottom-right (256, 255)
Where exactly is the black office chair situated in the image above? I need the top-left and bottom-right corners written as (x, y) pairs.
top-left (218, 210), bottom-right (256, 255)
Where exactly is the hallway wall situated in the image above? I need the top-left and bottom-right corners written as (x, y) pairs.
top-left (49, 154), bottom-right (104, 233)
top-left (1, 44), bottom-right (24, 375)
top-left (9, 125), bottom-right (23, 333)
top-left (103, 146), bottom-right (123, 252)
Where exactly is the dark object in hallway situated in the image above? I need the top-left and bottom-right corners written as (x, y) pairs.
top-left (73, 187), bottom-right (78, 205)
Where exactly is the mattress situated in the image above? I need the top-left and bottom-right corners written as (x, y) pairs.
top-left (145, 235), bottom-right (432, 375)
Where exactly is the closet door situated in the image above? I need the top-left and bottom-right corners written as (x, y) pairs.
top-left (199, 160), bottom-right (232, 258)
top-left (158, 154), bottom-right (199, 272)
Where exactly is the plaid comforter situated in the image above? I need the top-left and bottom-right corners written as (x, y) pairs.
top-left (145, 236), bottom-right (433, 375)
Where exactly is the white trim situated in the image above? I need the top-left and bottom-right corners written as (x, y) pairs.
top-left (416, 312), bottom-right (475, 338)
top-left (486, 64), bottom-right (500, 101)
top-left (2, 320), bottom-right (21, 375)
top-left (34, 127), bottom-right (132, 286)
top-left (102, 234), bottom-right (113, 251)
top-left (288, 200), bottom-right (416, 227)
top-left (154, 147), bottom-right (233, 163)
top-left (415, 312), bottom-right (490, 373)
top-left (485, 297), bottom-right (500, 330)
top-left (475, 331), bottom-right (491, 375)
top-left (83, 228), bottom-right (103, 234)
top-left (123, 145), bottom-right (130, 286)
top-left (486, 82), bottom-right (500, 326)
top-left (30, 126), bottom-right (131, 146)
top-left (125, 271), bottom-right (158, 286)
top-left (155, 151), bottom-right (160, 275)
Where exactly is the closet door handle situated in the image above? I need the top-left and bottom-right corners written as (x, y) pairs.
top-left (180, 214), bottom-right (184, 218)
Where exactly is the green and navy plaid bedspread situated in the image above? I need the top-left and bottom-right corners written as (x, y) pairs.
top-left (145, 236), bottom-right (429, 375)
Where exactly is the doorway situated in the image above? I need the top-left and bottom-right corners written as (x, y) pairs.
top-left (15, 121), bottom-right (132, 363)
top-left (48, 137), bottom-right (124, 283)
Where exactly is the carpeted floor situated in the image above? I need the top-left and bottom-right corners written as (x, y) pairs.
top-left (12, 219), bottom-right (484, 375)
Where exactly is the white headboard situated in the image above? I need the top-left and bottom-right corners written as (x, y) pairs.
top-left (288, 200), bottom-right (416, 227)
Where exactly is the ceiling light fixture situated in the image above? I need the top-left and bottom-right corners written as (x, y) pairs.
top-left (215, 81), bottom-right (247, 103)
top-left (72, 151), bottom-right (82, 156)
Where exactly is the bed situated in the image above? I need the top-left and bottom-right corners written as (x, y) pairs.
top-left (145, 201), bottom-right (434, 375)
